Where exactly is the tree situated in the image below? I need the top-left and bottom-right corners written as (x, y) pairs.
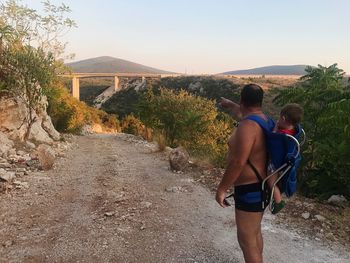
top-left (0, 0), bottom-right (76, 59)
top-left (274, 64), bottom-right (350, 198)
top-left (0, 1), bottom-right (75, 139)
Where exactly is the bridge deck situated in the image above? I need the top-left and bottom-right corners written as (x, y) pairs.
top-left (59, 73), bottom-right (181, 78)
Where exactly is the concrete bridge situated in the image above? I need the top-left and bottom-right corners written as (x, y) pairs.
top-left (59, 73), bottom-right (180, 100)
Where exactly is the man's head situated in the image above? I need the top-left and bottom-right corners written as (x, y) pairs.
top-left (240, 84), bottom-right (264, 108)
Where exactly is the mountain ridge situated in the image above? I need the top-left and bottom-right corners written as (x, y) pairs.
top-left (222, 65), bottom-right (309, 75)
top-left (66, 56), bottom-right (174, 74)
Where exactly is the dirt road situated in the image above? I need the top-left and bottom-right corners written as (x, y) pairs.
top-left (0, 134), bottom-right (349, 263)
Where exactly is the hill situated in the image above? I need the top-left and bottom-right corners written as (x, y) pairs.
top-left (222, 65), bottom-right (309, 75)
top-left (66, 56), bottom-right (174, 74)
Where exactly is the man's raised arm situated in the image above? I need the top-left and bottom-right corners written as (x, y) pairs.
top-left (215, 120), bottom-right (257, 207)
top-left (220, 97), bottom-right (242, 120)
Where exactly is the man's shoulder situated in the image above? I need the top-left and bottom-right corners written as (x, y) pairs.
top-left (239, 118), bottom-right (261, 129)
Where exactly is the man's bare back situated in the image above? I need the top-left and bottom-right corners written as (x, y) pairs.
top-left (229, 114), bottom-right (267, 186)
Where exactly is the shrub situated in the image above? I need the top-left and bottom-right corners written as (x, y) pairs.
top-left (138, 88), bottom-right (233, 166)
top-left (120, 114), bottom-right (152, 140)
top-left (47, 82), bottom-right (120, 134)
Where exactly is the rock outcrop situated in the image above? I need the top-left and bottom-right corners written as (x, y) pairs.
top-left (0, 95), bottom-right (60, 145)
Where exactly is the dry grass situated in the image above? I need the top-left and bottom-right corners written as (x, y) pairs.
top-left (154, 131), bottom-right (167, 152)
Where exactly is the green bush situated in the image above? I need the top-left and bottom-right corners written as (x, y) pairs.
top-left (47, 81), bottom-right (120, 134)
top-left (138, 88), bottom-right (233, 166)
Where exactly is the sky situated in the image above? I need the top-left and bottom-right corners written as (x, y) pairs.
top-left (22, 0), bottom-right (350, 74)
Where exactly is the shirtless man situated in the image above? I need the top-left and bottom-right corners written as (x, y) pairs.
top-left (216, 84), bottom-right (268, 263)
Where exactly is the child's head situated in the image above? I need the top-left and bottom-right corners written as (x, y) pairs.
top-left (277, 103), bottom-right (303, 129)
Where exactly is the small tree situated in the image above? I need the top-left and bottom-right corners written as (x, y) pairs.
top-left (0, 1), bottom-right (76, 139)
top-left (0, 39), bottom-right (56, 139)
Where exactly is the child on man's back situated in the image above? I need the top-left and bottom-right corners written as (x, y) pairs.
top-left (269, 103), bottom-right (303, 214)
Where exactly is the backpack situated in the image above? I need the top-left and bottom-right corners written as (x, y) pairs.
top-left (245, 115), bottom-right (303, 198)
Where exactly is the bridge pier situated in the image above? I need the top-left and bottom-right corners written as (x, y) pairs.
top-left (72, 76), bottom-right (80, 100)
top-left (114, 76), bottom-right (120, 91)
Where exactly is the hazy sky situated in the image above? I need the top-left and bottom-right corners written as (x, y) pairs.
top-left (24, 0), bottom-right (350, 74)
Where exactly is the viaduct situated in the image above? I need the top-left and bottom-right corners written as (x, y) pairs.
top-left (59, 73), bottom-right (181, 100)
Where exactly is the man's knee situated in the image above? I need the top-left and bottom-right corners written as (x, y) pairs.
top-left (237, 229), bottom-right (257, 249)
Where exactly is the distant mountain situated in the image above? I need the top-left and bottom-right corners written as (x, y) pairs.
top-left (66, 56), bottom-right (174, 74)
top-left (222, 65), bottom-right (309, 75)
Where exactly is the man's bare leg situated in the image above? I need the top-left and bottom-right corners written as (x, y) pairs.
top-left (236, 209), bottom-right (264, 263)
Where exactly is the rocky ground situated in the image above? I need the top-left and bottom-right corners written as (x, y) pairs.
top-left (0, 134), bottom-right (349, 263)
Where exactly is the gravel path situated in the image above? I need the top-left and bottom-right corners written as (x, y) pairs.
top-left (0, 134), bottom-right (349, 263)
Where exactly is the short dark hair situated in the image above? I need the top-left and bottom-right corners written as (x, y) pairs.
top-left (240, 84), bottom-right (264, 107)
top-left (280, 103), bottom-right (304, 126)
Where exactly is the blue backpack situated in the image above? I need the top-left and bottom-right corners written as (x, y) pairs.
top-left (245, 115), bottom-right (303, 200)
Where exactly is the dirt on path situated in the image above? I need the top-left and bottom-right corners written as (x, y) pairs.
top-left (0, 134), bottom-right (349, 263)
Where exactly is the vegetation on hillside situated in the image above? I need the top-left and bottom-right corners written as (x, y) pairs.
top-left (101, 76), bottom-right (241, 118)
top-left (274, 64), bottom-right (350, 198)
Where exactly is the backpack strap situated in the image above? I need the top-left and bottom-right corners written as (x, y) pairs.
top-left (244, 114), bottom-right (274, 183)
top-left (247, 159), bottom-right (264, 182)
top-left (244, 114), bottom-right (275, 132)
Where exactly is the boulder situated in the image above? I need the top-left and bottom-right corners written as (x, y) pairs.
top-left (37, 144), bottom-right (55, 170)
top-left (169, 147), bottom-right (190, 171)
top-left (327, 195), bottom-right (347, 205)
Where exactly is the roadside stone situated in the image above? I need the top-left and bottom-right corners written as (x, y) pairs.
top-left (104, 212), bottom-right (115, 217)
top-left (327, 195), bottom-right (347, 205)
top-left (13, 181), bottom-right (29, 189)
top-left (16, 150), bottom-right (26, 156)
top-left (0, 163), bottom-right (12, 169)
top-left (16, 168), bottom-right (27, 173)
top-left (169, 147), bottom-right (189, 171)
top-left (8, 149), bottom-right (16, 156)
top-left (315, 215), bottom-right (326, 222)
top-left (26, 141), bottom-right (36, 149)
top-left (0, 169), bottom-right (15, 182)
top-left (37, 144), bottom-right (55, 170)
top-left (2, 240), bottom-right (13, 247)
top-left (165, 186), bottom-right (183, 193)
top-left (140, 201), bottom-right (152, 208)
top-left (302, 212), bottom-right (310, 219)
